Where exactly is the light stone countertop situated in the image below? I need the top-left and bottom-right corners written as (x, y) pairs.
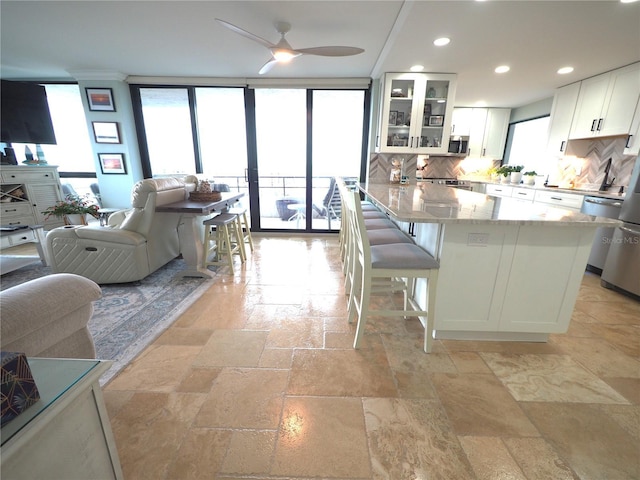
top-left (361, 182), bottom-right (621, 226)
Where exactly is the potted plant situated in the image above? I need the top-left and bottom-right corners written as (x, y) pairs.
top-left (496, 165), bottom-right (512, 183)
top-left (523, 170), bottom-right (537, 185)
top-left (42, 194), bottom-right (100, 225)
top-left (510, 165), bottom-right (525, 184)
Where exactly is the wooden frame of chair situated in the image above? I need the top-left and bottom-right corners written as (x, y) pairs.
top-left (342, 187), bottom-right (439, 353)
top-left (203, 213), bottom-right (245, 274)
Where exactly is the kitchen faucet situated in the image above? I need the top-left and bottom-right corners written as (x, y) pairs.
top-left (599, 157), bottom-right (615, 192)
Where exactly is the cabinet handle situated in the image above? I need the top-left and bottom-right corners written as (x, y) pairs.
top-left (482, 148), bottom-right (486, 156)
top-left (551, 196), bottom-right (563, 201)
top-left (626, 135), bottom-right (633, 148)
top-left (591, 119), bottom-right (598, 132)
top-left (560, 140), bottom-right (566, 152)
top-left (5, 208), bottom-right (17, 212)
top-left (376, 135), bottom-right (380, 148)
top-left (452, 124), bottom-right (455, 133)
top-left (517, 192), bottom-right (527, 195)
top-left (597, 118), bottom-right (603, 131)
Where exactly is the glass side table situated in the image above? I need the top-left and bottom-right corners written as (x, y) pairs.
top-left (0, 358), bottom-right (123, 479)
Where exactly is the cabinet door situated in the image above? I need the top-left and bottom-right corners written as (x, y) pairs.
top-left (570, 72), bottom-right (610, 139)
top-left (377, 73), bottom-right (456, 154)
top-left (546, 82), bottom-right (581, 157)
top-left (598, 63), bottom-right (640, 137)
top-left (467, 108), bottom-right (488, 157)
top-left (451, 108), bottom-right (472, 136)
top-left (624, 99), bottom-right (640, 156)
top-left (26, 183), bottom-right (64, 226)
top-left (482, 108), bottom-right (511, 159)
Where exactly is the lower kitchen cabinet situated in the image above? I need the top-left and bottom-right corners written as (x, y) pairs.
top-left (534, 189), bottom-right (584, 211)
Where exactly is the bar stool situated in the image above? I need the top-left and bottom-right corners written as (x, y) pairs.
top-left (343, 188), bottom-right (439, 353)
top-left (202, 213), bottom-right (245, 274)
top-left (228, 206), bottom-right (254, 254)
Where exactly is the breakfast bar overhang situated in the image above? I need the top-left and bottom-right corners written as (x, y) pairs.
top-left (360, 182), bottom-right (621, 342)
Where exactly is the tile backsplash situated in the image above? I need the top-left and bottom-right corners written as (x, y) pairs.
top-left (368, 136), bottom-right (637, 189)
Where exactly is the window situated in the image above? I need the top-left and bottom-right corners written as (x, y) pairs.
top-left (504, 115), bottom-right (550, 172)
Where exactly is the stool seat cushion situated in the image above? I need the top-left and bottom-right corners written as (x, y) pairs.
top-left (363, 218), bottom-right (398, 230)
top-left (367, 228), bottom-right (414, 246)
top-left (362, 211), bottom-right (389, 219)
top-left (370, 244), bottom-right (439, 270)
top-left (204, 213), bottom-right (237, 226)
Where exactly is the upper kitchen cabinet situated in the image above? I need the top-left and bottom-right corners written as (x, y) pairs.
top-left (624, 98), bottom-right (640, 156)
top-left (569, 62), bottom-right (640, 139)
top-left (466, 108), bottom-right (511, 160)
top-left (375, 72), bottom-right (457, 154)
top-left (546, 82), bottom-right (581, 157)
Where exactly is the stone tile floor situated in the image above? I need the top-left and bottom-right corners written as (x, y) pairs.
top-left (102, 236), bottom-right (639, 480)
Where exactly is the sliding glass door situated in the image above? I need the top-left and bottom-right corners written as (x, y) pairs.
top-left (133, 84), bottom-right (368, 233)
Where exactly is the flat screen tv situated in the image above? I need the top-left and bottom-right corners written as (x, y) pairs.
top-left (1, 80), bottom-right (57, 145)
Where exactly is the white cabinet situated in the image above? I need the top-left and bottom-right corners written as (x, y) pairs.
top-left (534, 190), bottom-right (584, 211)
top-left (465, 108), bottom-right (511, 159)
top-left (546, 82), bottom-right (581, 157)
top-left (376, 72), bottom-right (457, 154)
top-left (569, 62), bottom-right (640, 139)
top-left (510, 187), bottom-right (536, 202)
top-left (0, 165), bottom-right (64, 229)
top-left (624, 98), bottom-right (640, 156)
top-left (486, 184), bottom-right (535, 202)
top-left (450, 108), bottom-right (473, 136)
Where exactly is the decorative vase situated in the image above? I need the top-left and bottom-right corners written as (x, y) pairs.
top-left (523, 176), bottom-right (536, 186)
top-left (501, 174), bottom-right (511, 184)
top-left (64, 214), bottom-right (88, 225)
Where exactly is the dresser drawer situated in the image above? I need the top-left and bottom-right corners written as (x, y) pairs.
top-left (1, 201), bottom-right (34, 217)
top-left (1, 168), bottom-right (58, 184)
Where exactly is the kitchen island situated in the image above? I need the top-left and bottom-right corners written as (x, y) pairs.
top-left (360, 181), bottom-right (621, 341)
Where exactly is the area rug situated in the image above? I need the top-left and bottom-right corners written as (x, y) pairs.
top-left (0, 258), bottom-right (216, 385)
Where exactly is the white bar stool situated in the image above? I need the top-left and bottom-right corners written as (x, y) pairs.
top-left (228, 206), bottom-right (254, 254)
top-left (202, 213), bottom-right (245, 274)
top-left (343, 188), bottom-right (440, 353)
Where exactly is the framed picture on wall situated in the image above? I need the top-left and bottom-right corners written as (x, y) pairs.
top-left (86, 88), bottom-right (116, 111)
top-left (92, 122), bottom-right (121, 144)
top-left (396, 112), bottom-right (405, 125)
top-left (98, 153), bottom-right (127, 174)
top-left (389, 111), bottom-right (397, 125)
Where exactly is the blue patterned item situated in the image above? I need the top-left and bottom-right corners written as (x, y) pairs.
top-left (1, 352), bottom-right (40, 426)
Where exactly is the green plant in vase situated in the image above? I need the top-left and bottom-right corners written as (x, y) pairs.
top-left (42, 194), bottom-right (100, 225)
top-left (523, 171), bottom-right (538, 185)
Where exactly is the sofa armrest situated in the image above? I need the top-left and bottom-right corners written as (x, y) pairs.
top-left (0, 274), bottom-right (102, 355)
top-left (47, 225), bottom-right (146, 246)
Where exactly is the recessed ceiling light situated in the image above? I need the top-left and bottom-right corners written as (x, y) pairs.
top-left (621, 0), bottom-right (638, 4)
top-left (433, 37), bottom-right (450, 47)
top-left (410, 65), bottom-right (424, 72)
top-left (495, 65), bottom-right (510, 73)
top-left (557, 66), bottom-right (574, 74)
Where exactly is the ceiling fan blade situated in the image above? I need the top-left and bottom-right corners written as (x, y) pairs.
top-left (259, 58), bottom-right (279, 75)
top-left (295, 46), bottom-right (364, 57)
top-left (215, 18), bottom-right (274, 49)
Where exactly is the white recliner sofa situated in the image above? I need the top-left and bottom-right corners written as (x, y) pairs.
top-left (46, 176), bottom-right (197, 284)
top-left (0, 273), bottom-right (102, 358)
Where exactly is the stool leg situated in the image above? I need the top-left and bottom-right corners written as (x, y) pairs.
top-left (241, 211), bottom-right (254, 252)
top-left (218, 224), bottom-right (235, 274)
top-left (424, 271), bottom-right (438, 353)
top-left (232, 216), bottom-right (246, 262)
top-left (202, 225), bottom-right (216, 268)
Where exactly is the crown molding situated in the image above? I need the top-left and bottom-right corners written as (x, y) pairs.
top-left (67, 70), bottom-right (127, 81)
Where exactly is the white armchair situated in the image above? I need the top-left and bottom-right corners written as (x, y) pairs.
top-left (46, 176), bottom-right (197, 284)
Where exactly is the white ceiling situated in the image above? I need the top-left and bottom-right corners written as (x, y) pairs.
top-left (1, 0), bottom-right (639, 108)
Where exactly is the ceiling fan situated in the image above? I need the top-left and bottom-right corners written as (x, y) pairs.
top-left (215, 18), bottom-right (364, 75)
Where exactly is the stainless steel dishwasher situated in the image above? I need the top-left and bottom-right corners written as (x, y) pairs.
top-left (580, 196), bottom-right (624, 273)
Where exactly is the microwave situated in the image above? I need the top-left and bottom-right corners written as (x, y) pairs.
top-left (448, 136), bottom-right (468, 154)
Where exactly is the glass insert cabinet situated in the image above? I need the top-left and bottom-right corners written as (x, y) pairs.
top-left (375, 72), bottom-right (457, 154)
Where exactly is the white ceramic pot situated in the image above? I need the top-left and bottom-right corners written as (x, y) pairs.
top-left (523, 175), bottom-right (536, 185)
top-left (510, 172), bottom-right (523, 184)
top-left (64, 214), bottom-right (88, 225)
top-left (500, 174), bottom-right (511, 184)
